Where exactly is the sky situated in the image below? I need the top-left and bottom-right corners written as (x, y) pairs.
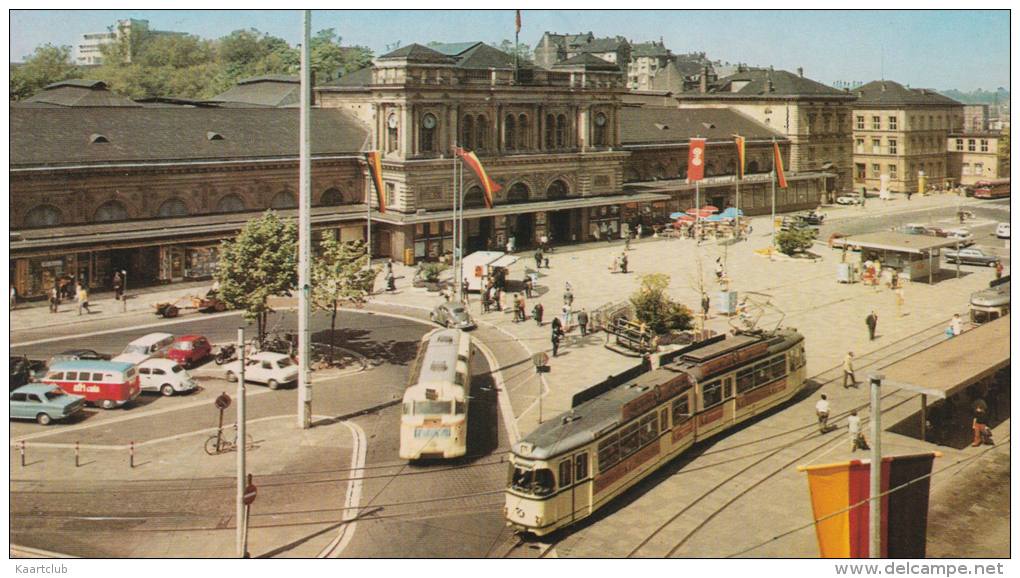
top-left (8, 8), bottom-right (1012, 91)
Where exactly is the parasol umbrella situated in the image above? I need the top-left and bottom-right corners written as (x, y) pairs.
top-left (702, 205), bottom-right (720, 213)
top-left (704, 215), bottom-right (725, 222)
top-left (719, 207), bottom-right (744, 219)
top-left (674, 214), bottom-right (696, 223)
top-left (669, 211), bottom-right (687, 220)
top-left (685, 208), bottom-right (715, 218)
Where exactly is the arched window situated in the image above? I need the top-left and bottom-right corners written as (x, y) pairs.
top-left (748, 160), bottom-right (760, 174)
top-left (461, 115), bottom-right (474, 151)
top-left (476, 115), bottom-right (488, 151)
top-left (94, 200), bottom-right (129, 222)
top-left (593, 112), bottom-right (608, 147)
top-left (518, 113), bottom-right (529, 150)
top-left (545, 114), bottom-right (555, 149)
top-left (655, 164), bottom-right (667, 180)
top-left (420, 112), bottom-right (437, 153)
top-left (507, 182), bottom-right (529, 204)
top-left (547, 179), bottom-right (569, 199)
top-left (556, 114), bottom-right (567, 148)
top-left (270, 191), bottom-right (297, 209)
top-left (24, 205), bottom-right (62, 228)
top-left (504, 115), bottom-right (516, 151)
top-left (464, 186), bottom-right (485, 208)
top-left (319, 188), bottom-right (356, 206)
top-left (157, 198), bottom-right (189, 218)
top-left (216, 194), bottom-right (246, 213)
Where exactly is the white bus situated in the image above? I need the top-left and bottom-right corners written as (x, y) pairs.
top-left (399, 329), bottom-right (473, 460)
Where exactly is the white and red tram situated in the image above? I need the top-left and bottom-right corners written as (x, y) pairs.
top-left (504, 328), bottom-right (806, 536)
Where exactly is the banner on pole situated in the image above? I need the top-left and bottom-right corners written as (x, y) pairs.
top-left (365, 151), bottom-right (386, 213)
top-left (773, 141), bottom-right (788, 189)
top-left (688, 138), bottom-right (706, 182)
top-left (455, 147), bottom-right (500, 209)
top-left (734, 135), bottom-right (746, 180)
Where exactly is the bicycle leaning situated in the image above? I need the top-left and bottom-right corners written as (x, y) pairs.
top-left (204, 422), bottom-right (255, 455)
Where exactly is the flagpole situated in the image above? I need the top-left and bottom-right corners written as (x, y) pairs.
top-left (771, 139), bottom-right (777, 251)
top-left (695, 180), bottom-right (700, 242)
top-left (514, 11), bottom-right (520, 83)
top-left (452, 150), bottom-right (459, 301)
top-left (869, 374), bottom-right (884, 558)
top-left (735, 173), bottom-right (741, 240)
top-left (458, 157), bottom-right (465, 300)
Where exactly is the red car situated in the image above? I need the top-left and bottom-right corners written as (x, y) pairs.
top-left (166, 335), bottom-right (212, 369)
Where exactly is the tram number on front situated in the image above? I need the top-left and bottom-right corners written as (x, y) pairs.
top-left (414, 428), bottom-right (451, 439)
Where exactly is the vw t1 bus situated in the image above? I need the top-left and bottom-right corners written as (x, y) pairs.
top-left (41, 360), bottom-right (141, 409)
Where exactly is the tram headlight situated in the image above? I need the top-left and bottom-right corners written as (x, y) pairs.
top-left (535, 515), bottom-right (542, 525)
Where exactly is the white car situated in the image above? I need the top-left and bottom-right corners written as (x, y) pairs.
top-left (996, 222), bottom-right (1010, 239)
top-left (114, 332), bottom-right (175, 366)
top-left (222, 352), bottom-right (298, 390)
top-left (944, 228), bottom-right (975, 247)
top-left (137, 358), bottom-right (198, 396)
top-left (835, 195), bottom-right (862, 206)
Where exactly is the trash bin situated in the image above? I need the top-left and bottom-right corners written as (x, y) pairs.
top-left (836, 263), bottom-right (853, 283)
top-left (404, 247), bottom-right (415, 266)
top-left (717, 290), bottom-right (737, 315)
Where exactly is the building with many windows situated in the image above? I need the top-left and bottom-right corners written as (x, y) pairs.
top-left (851, 80), bottom-right (963, 193)
top-left (947, 132), bottom-right (1010, 186)
top-left (73, 19), bottom-right (183, 66)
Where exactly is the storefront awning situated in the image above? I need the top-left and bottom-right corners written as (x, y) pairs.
top-left (881, 316), bottom-right (1010, 400)
top-left (624, 171), bottom-right (835, 193)
top-left (838, 232), bottom-right (963, 254)
top-left (369, 192), bottom-right (673, 225)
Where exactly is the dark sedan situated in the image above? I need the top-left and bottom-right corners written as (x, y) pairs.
top-left (943, 248), bottom-right (1000, 267)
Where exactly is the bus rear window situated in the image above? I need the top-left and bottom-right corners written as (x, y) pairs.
top-left (413, 400), bottom-right (452, 415)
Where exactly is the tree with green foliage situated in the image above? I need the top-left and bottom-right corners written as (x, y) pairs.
top-left (10, 44), bottom-right (80, 100)
top-left (775, 228), bottom-right (816, 255)
top-left (219, 28), bottom-right (299, 80)
top-left (629, 273), bottom-right (693, 335)
top-left (216, 211), bottom-right (298, 343)
top-left (311, 238), bottom-right (377, 365)
top-left (498, 39), bottom-right (533, 62)
top-left (311, 28), bottom-right (372, 83)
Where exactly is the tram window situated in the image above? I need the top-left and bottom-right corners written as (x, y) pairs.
top-left (47, 372), bottom-right (64, 381)
top-left (575, 454), bottom-right (588, 480)
top-left (619, 422), bottom-right (640, 456)
top-left (639, 413), bottom-right (658, 445)
top-left (559, 460), bottom-right (572, 487)
top-left (672, 395), bottom-right (690, 423)
top-left (770, 357), bottom-right (786, 380)
top-left (65, 372), bottom-right (78, 380)
top-left (736, 368), bottom-right (755, 393)
top-left (660, 408), bottom-right (669, 430)
top-left (754, 362), bottom-right (770, 386)
top-left (702, 380), bottom-right (723, 408)
top-left (402, 402), bottom-right (412, 415)
top-left (533, 469), bottom-right (555, 495)
top-left (598, 434), bottom-right (620, 472)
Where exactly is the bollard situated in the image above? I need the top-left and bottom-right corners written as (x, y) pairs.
top-left (20, 441), bottom-right (25, 467)
top-left (130, 440), bottom-right (135, 468)
top-left (75, 441), bottom-right (80, 468)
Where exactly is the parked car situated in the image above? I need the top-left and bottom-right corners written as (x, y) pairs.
top-left (996, 222), bottom-right (1010, 239)
top-left (944, 228), bottom-right (975, 247)
top-left (48, 349), bottom-right (112, 367)
top-left (10, 355), bottom-right (46, 389)
top-left (899, 224), bottom-right (929, 235)
top-left (222, 352), bottom-right (298, 390)
top-left (944, 248), bottom-right (1000, 267)
top-left (796, 211), bottom-right (825, 225)
top-left (10, 384), bottom-right (86, 425)
top-left (113, 333), bottom-right (175, 365)
top-left (835, 195), bottom-right (862, 205)
top-left (166, 335), bottom-right (212, 368)
top-left (430, 302), bottom-right (476, 330)
top-left (137, 358), bottom-right (198, 396)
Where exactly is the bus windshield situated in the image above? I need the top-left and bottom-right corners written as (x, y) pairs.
top-left (511, 467), bottom-right (555, 496)
top-left (413, 400), bottom-right (453, 415)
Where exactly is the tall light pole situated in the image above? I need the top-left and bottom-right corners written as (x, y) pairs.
top-left (236, 328), bottom-right (248, 558)
top-left (869, 373), bottom-right (883, 558)
top-left (297, 10), bottom-right (312, 429)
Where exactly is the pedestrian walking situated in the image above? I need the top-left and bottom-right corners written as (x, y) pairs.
top-left (49, 286), bottom-right (60, 313)
top-left (701, 293), bottom-right (711, 319)
top-left (384, 258), bottom-right (393, 278)
top-left (551, 327), bottom-right (562, 357)
top-left (534, 249), bottom-right (543, 270)
top-left (906, 190), bottom-right (912, 201)
top-left (843, 351), bottom-right (856, 388)
top-left (9, 286), bottom-right (16, 311)
top-left (562, 304), bottom-right (573, 328)
top-left (112, 271), bottom-right (124, 301)
top-left (506, 235), bottom-right (516, 253)
top-left (523, 276), bottom-right (534, 298)
top-left (462, 277), bottom-right (470, 303)
top-left (620, 253), bottom-right (629, 274)
top-left (540, 234), bottom-right (549, 252)
top-left (77, 284), bottom-right (91, 315)
top-left (386, 272), bottom-right (396, 292)
top-left (715, 258), bottom-right (724, 280)
top-left (995, 261), bottom-right (1003, 279)
top-left (848, 410), bottom-right (869, 451)
top-left (971, 399), bottom-right (992, 446)
top-left (860, 186), bottom-right (867, 208)
top-left (563, 285), bottom-right (573, 307)
top-left (625, 235), bottom-right (631, 251)
top-left (493, 287), bottom-right (502, 311)
top-left (636, 224), bottom-right (643, 238)
top-left (951, 313), bottom-right (963, 337)
top-left (532, 302), bottom-right (544, 326)
top-left (515, 294), bottom-right (527, 322)
top-left (482, 287), bottom-right (492, 313)
top-left (577, 308), bottom-right (589, 337)
top-left (544, 256), bottom-right (550, 269)
top-left (866, 310), bottom-right (878, 341)
top-left (610, 254), bottom-right (619, 273)
top-left (816, 394), bottom-right (831, 434)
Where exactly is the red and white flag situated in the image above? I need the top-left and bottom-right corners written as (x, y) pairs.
top-left (773, 141), bottom-right (788, 189)
top-left (687, 138), bottom-right (706, 182)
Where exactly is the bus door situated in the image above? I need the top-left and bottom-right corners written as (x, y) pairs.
top-left (572, 452), bottom-right (591, 520)
top-left (670, 389), bottom-right (696, 452)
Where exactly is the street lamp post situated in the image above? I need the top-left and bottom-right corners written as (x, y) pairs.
top-left (868, 373), bottom-right (883, 558)
top-left (297, 10), bottom-right (312, 429)
top-left (121, 269), bottom-right (127, 313)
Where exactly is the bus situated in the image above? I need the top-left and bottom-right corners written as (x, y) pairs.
top-left (505, 328), bottom-right (806, 536)
top-left (40, 360), bottom-right (141, 409)
top-left (970, 277), bottom-right (1009, 325)
top-left (399, 329), bottom-right (474, 460)
top-left (972, 179), bottom-right (1010, 199)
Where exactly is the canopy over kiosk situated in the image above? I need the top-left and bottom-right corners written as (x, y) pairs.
top-left (839, 232), bottom-right (965, 283)
top-left (882, 316), bottom-right (1010, 439)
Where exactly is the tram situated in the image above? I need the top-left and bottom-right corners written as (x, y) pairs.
top-left (970, 277), bottom-right (1009, 325)
top-left (399, 328), bottom-right (474, 460)
top-left (504, 328), bottom-right (806, 536)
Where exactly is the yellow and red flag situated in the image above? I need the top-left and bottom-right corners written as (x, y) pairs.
top-left (772, 141), bottom-right (788, 189)
top-left (799, 452), bottom-right (937, 558)
top-left (734, 135), bottom-right (746, 180)
top-left (455, 147), bottom-right (500, 209)
top-left (365, 151), bottom-right (386, 213)
top-left (515, 10), bottom-right (522, 33)
top-left (687, 138), bottom-right (706, 182)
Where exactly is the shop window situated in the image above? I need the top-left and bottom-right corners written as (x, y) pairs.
top-left (24, 205), bottom-right (63, 228)
top-left (270, 191), bottom-right (297, 209)
top-left (157, 198), bottom-right (189, 218)
top-left (216, 194), bottom-right (246, 213)
top-left (94, 200), bottom-right (129, 222)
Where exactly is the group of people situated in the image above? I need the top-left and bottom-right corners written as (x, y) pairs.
top-left (815, 393), bottom-right (870, 452)
top-left (610, 252), bottom-right (629, 274)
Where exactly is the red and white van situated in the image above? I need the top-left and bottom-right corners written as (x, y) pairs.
top-left (41, 360), bottom-right (141, 409)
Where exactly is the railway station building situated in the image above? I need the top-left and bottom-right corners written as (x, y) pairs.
top-left (11, 43), bottom-right (832, 299)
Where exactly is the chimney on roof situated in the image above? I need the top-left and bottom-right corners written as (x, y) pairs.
top-left (797, 67), bottom-right (803, 78)
top-left (700, 64), bottom-right (709, 93)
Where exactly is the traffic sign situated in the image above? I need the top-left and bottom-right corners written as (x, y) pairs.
top-left (243, 483), bottom-right (257, 505)
top-left (215, 393), bottom-right (231, 410)
top-left (532, 352), bottom-right (549, 368)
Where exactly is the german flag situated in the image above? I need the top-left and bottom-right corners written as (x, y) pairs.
top-left (455, 147), bottom-right (500, 209)
top-left (772, 141), bottom-right (788, 189)
top-left (799, 453), bottom-right (937, 558)
top-left (734, 135), bottom-right (746, 180)
top-left (365, 151), bottom-right (385, 213)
